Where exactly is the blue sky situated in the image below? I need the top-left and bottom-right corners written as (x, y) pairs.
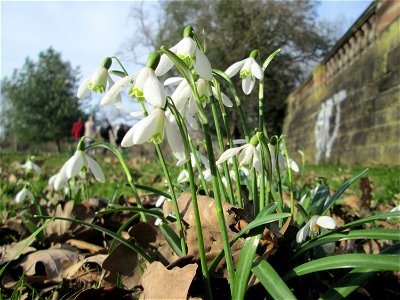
top-left (1, 0), bottom-right (373, 123)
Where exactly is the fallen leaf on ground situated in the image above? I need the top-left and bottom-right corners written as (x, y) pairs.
top-left (0, 237), bottom-right (36, 265)
top-left (66, 239), bottom-right (104, 254)
top-left (62, 254), bottom-right (107, 279)
top-left (142, 261), bottom-right (197, 300)
top-left (17, 244), bottom-right (81, 283)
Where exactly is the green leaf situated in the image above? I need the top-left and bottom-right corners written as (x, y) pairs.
top-left (0, 218), bottom-right (54, 277)
top-left (209, 204), bottom-right (290, 274)
top-left (95, 206), bottom-right (164, 219)
top-left (252, 256), bottom-right (297, 300)
top-left (310, 185), bottom-right (330, 215)
top-left (293, 229), bottom-right (400, 259)
top-left (262, 48), bottom-right (281, 71)
top-left (232, 231), bottom-right (263, 299)
top-left (284, 254), bottom-right (400, 280)
top-left (135, 184), bottom-right (172, 199)
top-left (36, 216), bottom-right (153, 262)
top-left (319, 243), bottom-right (400, 300)
top-left (322, 169), bottom-right (368, 215)
top-left (159, 223), bottom-right (184, 257)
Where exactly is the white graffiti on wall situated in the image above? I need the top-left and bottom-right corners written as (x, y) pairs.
top-left (314, 90), bottom-right (347, 164)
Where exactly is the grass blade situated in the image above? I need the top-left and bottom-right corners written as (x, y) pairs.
top-left (36, 215), bottom-right (153, 262)
top-left (293, 229), bottom-right (400, 259)
top-left (285, 253), bottom-right (400, 280)
top-left (159, 223), bottom-right (184, 257)
top-left (0, 218), bottom-right (54, 276)
top-left (322, 169), bottom-right (368, 215)
top-left (252, 256), bottom-right (297, 300)
top-left (135, 183), bottom-right (172, 199)
top-left (95, 206), bottom-right (164, 219)
top-left (232, 230), bottom-right (262, 299)
top-left (319, 243), bottom-right (400, 300)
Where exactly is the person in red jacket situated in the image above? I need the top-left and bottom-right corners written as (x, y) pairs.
top-left (71, 117), bottom-right (84, 141)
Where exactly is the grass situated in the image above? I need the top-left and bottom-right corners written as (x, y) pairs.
top-left (302, 164), bottom-right (400, 205)
top-left (1, 150), bottom-right (398, 217)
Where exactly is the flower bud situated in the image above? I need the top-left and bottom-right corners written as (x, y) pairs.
top-left (146, 52), bottom-right (161, 70)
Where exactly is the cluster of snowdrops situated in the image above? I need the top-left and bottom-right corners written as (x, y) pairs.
top-left (14, 25), bottom-right (399, 299)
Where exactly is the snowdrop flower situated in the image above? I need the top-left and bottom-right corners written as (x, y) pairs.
top-left (216, 136), bottom-right (262, 173)
top-left (15, 187), bottom-right (34, 204)
top-left (77, 57), bottom-right (112, 98)
top-left (211, 87), bottom-right (233, 107)
top-left (296, 215), bottom-right (336, 243)
top-left (225, 50), bottom-right (263, 95)
top-left (177, 169), bottom-right (189, 183)
top-left (268, 143), bottom-right (299, 173)
top-left (54, 150), bottom-right (105, 191)
top-left (100, 75), bottom-right (133, 108)
top-left (21, 159), bottom-right (41, 174)
top-left (121, 107), bottom-right (185, 162)
top-left (156, 26), bottom-right (213, 81)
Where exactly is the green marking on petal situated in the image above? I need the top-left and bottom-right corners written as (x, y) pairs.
top-left (151, 133), bottom-right (163, 144)
top-left (240, 70), bottom-right (251, 79)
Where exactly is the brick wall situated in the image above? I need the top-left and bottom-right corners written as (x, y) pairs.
top-left (283, 0), bottom-right (400, 166)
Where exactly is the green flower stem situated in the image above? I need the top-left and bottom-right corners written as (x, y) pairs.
top-left (168, 101), bottom-right (212, 299)
top-left (210, 96), bottom-right (235, 205)
top-left (257, 134), bottom-right (266, 211)
top-left (188, 137), bottom-right (210, 196)
top-left (186, 160), bottom-right (212, 299)
top-left (138, 103), bottom-right (187, 255)
top-left (86, 140), bottom-right (147, 222)
top-left (258, 80), bottom-right (264, 133)
top-left (201, 120), bottom-right (235, 292)
top-left (213, 82), bottom-right (242, 207)
top-left (281, 137), bottom-right (295, 216)
top-left (274, 142), bottom-right (284, 215)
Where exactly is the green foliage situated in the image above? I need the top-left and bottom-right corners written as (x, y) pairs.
top-left (1, 48), bottom-right (82, 149)
top-left (129, 0), bottom-right (336, 135)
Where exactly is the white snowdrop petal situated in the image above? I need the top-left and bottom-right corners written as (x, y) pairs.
top-left (86, 155), bottom-right (105, 183)
top-left (225, 60), bottom-right (245, 77)
top-left (15, 188), bottom-right (27, 204)
top-left (77, 76), bottom-right (91, 99)
top-left (251, 61), bottom-right (264, 80)
top-left (290, 159), bottom-right (300, 173)
top-left (296, 223), bottom-right (309, 243)
top-left (316, 216), bottom-right (336, 229)
top-left (143, 71), bottom-right (167, 107)
top-left (165, 120), bottom-right (185, 162)
top-left (216, 145), bottom-right (246, 165)
top-left (242, 76), bottom-right (255, 95)
top-left (100, 75), bottom-right (132, 106)
top-left (66, 151), bottom-right (84, 178)
top-left (164, 77), bottom-right (184, 86)
top-left (155, 54), bottom-right (174, 76)
top-left (194, 48), bottom-right (213, 81)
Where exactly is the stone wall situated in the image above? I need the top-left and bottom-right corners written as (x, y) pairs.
top-left (283, 0), bottom-right (400, 166)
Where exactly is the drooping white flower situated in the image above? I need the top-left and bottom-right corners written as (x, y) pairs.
top-left (21, 160), bottom-right (41, 174)
top-left (268, 144), bottom-right (299, 174)
top-left (177, 169), bottom-right (190, 183)
top-left (77, 57), bottom-right (113, 98)
top-left (225, 51), bottom-right (263, 95)
top-left (53, 150), bottom-right (105, 190)
top-left (216, 143), bottom-right (262, 173)
top-left (128, 67), bottom-right (166, 107)
top-left (156, 26), bottom-right (213, 81)
top-left (121, 107), bottom-right (185, 162)
top-left (211, 87), bottom-right (233, 107)
top-left (100, 75), bottom-right (133, 108)
top-left (15, 187), bottom-right (34, 204)
top-left (296, 215), bottom-right (336, 243)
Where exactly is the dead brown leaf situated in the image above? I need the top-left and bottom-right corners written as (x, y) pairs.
top-left (142, 261), bottom-right (197, 300)
top-left (102, 242), bottom-right (143, 289)
top-left (62, 254), bottom-right (107, 279)
top-left (16, 244), bottom-right (81, 283)
top-left (45, 201), bottom-right (74, 236)
top-left (0, 237), bottom-right (36, 265)
top-left (66, 239), bottom-right (104, 254)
